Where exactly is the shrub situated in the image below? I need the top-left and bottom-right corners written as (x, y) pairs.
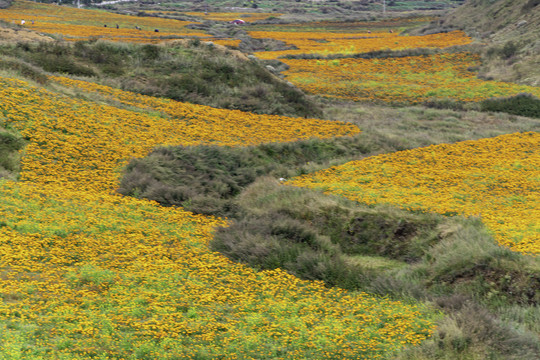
top-left (117, 136), bottom-right (369, 216)
top-left (422, 98), bottom-right (465, 111)
top-left (522, 0), bottom-right (540, 12)
top-left (0, 0), bottom-right (13, 9)
top-left (0, 56), bottom-right (49, 84)
top-left (0, 129), bottom-right (25, 180)
top-left (481, 93), bottom-right (540, 118)
top-left (500, 41), bottom-right (519, 59)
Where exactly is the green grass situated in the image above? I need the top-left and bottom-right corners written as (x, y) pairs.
top-left (0, 127), bottom-right (25, 181)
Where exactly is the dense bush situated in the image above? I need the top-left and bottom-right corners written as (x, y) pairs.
top-left (117, 136), bottom-right (369, 217)
top-left (481, 93), bottom-right (540, 118)
top-left (0, 56), bottom-right (49, 84)
top-left (0, 0), bottom-right (12, 9)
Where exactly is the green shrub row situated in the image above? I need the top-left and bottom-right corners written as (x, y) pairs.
top-left (481, 93), bottom-right (540, 118)
top-left (282, 47), bottom-right (437, 60)
top-left (117, 135), bottom-right (368, 217)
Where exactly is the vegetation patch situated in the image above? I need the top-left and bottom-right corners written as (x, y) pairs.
top-left (0, 127), bottom-right (24, 181)
top-left (118, 137), bottom-right (369, 217)
top-left (481, 93), bottom-right (540, 118)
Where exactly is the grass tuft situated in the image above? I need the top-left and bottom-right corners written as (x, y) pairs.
top-left (0, 127), bottom-right (25, 181)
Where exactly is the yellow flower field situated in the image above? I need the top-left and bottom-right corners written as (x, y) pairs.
top-left (288, 132), bottom-right (540, 254)
top-left (0, 75), bottom-right (358, 191)
top-left (281, 53), bottom-right (540, 103)
top-left (250, 17), bottom-right (436, 33)
top-left (0, 0), bottom-right (209, 42)
top-left (249, 30), bottom-right (472, 59)
top-left (0, 73), bottom-right (436, 358)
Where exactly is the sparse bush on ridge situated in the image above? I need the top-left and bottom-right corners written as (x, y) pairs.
top-left (0, 39), bottom-right (321, 117)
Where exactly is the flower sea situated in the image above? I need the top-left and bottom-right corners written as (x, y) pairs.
top-left (0, 74), bottom-right (436, 359)
top-left (288, 132), bottom-right (540, 255)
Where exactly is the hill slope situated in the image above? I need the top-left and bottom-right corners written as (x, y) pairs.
top-left (0, 37), bottom-right (320, 117)
top-left (418, 0), bottom-right (540, 85)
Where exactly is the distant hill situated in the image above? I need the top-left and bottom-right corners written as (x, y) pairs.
top-left (34, 0), bottom-right (465, 14)
top-left (416, 0), bottom-right (540, 86)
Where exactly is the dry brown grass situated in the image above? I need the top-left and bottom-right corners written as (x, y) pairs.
top-left (0, 26), bottom-right (53, 43)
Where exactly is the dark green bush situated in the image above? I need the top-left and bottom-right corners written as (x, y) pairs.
top-left (283, 47), bottom-right (436, 60)
top-left (0, 129), bottom-right (25, 180)
top-left (141, 44), bottom-right (161, 60)
top-left (481, 93), bottom-right (540, 118)
top-left (0, 0), bottom-right (13, 9)
top-left (500, 41), bottom-right (519, 59)
top-left (0, 57), bottom-right (49, 84)
top-left (117, 136), bottom-right (369, 216)
top-left (37, 54), bottom-right (97, 76)
top-left (522, 0), bottom-right (540, 12)
top-left (422, 98), bottom-right (465, 111)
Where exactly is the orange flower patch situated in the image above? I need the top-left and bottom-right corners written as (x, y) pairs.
top-left (288, 132), bottom-right (540, 254)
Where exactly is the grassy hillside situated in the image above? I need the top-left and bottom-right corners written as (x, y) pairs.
top-left (0, 38), bottom-right (320, 117)
top-left (416, 0), bottom-right (540, 86)
top-left (0, 61), bottom-right (437, 360)
top-left (106, 0), bottom-right (465, 15)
